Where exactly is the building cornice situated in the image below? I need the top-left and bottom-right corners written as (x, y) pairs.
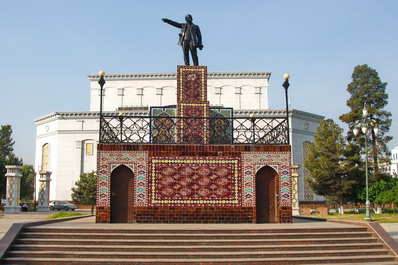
top-left (234, 109), bottom-right (325, 121)
top-left (34, 108), bottom-right (323, 124)
top-left (290, 109), bottom-right (325, 122)
top-left (87, 71), bottom-right (272, 81)
top-left (34, 111), bottom-right (149, 124)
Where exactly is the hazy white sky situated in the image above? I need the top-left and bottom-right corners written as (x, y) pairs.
top-left (1, 0), bottom-right (397, 165)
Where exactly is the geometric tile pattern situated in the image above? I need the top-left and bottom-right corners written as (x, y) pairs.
top-left (177, 65), bottom-right (210, 145)
top-left (149, 157), bottom-right (240, 207)
top-left (177, 66), bottom-right (207, 102)
top-left (177, 103), bottom-right (210, 144)
top-left (242, 152), bottom-right (292, 207)
top-left (209, 107), bottom-right (233, 144)
top-left (97, 151), bottom-right (148, 207)
top-left (150, 107), bottom-right (177, 144)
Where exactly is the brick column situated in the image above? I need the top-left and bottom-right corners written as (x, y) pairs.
top-left (4, 165), bottom-right (23, 214)
top-left (37, 171), bottom-right (52, 212)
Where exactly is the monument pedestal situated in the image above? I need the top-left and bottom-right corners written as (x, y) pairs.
top-left (96, 65), bottom-right (293, 224)
top-left (177, 66), bottom-right (210, 144)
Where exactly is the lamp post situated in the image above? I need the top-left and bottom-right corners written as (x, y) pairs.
top-left (250, 113), bottom-right (255, 144)
top-left (98, 71), bottom-right (106, 143)
top-left (282, 73), bottom-right (290, 145)
top-left (353, 106), bottom-right (379, 221)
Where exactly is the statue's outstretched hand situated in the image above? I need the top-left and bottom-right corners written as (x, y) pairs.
top-left (162, 18), bottom-right (169, 23)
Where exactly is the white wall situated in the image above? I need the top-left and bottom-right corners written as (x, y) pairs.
top-left (89, 72), bottom-right (269, 111)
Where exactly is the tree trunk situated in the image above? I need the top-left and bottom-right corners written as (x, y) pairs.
top-left (339, 196), bottom-right (344, 214)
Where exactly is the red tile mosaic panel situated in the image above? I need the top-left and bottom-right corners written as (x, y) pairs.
top-left (177, 66), bottom-right (207, 103)
top-left (177, 103), bottom-right (210, 144)
top-left (149, 157), bottom-right (240, 207)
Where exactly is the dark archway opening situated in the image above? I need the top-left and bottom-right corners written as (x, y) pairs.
top-left (256, 166), bottom-right (278, 223)
top-left (110, 165), bottom-right (134, 223)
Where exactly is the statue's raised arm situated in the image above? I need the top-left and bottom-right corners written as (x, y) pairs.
top-left (161, 14), bottom-right (203, 66)
top-left (162, 18), bottom-right (182, 29)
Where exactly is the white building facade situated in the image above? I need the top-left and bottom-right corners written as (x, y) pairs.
top-left (34, 71), bottom-right (324, 203)
top-left (391, 146), bottom-right (398, 177)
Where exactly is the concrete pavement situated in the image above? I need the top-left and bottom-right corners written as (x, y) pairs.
top-left (1, 211), bottom-right (398, 242)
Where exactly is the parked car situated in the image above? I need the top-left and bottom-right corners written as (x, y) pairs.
top-left (50, 201), bottom-right (77, 211)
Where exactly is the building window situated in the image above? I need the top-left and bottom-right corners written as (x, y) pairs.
top-left (117, 88), bottom-right (124, 96)
top-left (42, 143), bottom-right (50, 171)
top-left (85, 143), bottom-right (93, 155)
top-left (156, 87), bottom-right (163, 95)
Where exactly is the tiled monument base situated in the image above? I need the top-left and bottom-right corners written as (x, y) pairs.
top-left (96, 144), bottom-right (292, 224)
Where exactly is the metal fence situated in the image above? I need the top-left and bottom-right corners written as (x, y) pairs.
top-left (100, 115), bottom-right (288, 145)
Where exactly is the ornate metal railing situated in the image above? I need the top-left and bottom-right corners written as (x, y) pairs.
top-left (100, 115), bottom-right (288, 145)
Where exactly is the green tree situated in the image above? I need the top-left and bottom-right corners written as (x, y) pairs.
top-left (361, 174), bottom-right (398, 206)
top-left (304, 119), bottom-right (357, 207)
top-left (71, 171), bottom-right (96, 214)
top-left (20, 165), bottom-right (35, 203)
top-left (375, 183), bottom-right (398, 206)
top-left (340, 64), bottom-right (392, 182)
top-left (0, 125), bottom-right (23, 199)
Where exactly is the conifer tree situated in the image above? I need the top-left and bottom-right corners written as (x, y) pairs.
top-left (340, 64), bottom-right (392, 181)
top-left (304, 119), bottom-right (357, 206)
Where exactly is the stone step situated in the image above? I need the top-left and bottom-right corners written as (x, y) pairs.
top-left (18, 231), bottom-right (373, 240)
top-left (10, 242), bottom-right (386, 252)
top-left (24, 227), bottom-right (369, 234)
top-left (15, 236), bottom-right (380, 246)
top-left (5, 249), bottom-right (391, 259)
top-left (3, 226), bottom-right (396, 264)
top-left (2, 255), bottom-right (397, 264)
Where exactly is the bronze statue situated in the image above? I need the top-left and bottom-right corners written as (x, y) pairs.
top-left (162, 14), bottom-right (203, 66)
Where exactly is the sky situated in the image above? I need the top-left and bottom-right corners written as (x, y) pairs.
top-left (1, 0), bottom-right (397, 166)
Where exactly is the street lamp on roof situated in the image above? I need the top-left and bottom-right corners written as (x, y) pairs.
top-left (98, 71), bottom-right (106, 142)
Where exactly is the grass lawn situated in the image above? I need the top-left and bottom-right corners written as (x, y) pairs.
top-left (311, 212), bottom-right (398, 223)
top-left (46, 212), bottom-right (83, 219)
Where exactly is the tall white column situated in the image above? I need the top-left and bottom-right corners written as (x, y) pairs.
top-left (37, 171), bottom-right (52, 212)
top-left (4, 165), bottom-right (23, 214)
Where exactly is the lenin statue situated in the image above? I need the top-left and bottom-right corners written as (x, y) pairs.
top-left (162, 14), bottom-right (203, 66)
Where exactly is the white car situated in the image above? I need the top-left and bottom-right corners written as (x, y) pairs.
top-left (49, 201), bottom-right (77, 211)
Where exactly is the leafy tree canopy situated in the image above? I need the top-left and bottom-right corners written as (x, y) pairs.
top-left (20, 165), bottom-right (35, 202)
top-left (71, 171), bottom-right (96, 214)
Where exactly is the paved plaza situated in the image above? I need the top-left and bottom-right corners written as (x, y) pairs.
top-left (1, 211), bottom-right (398, 243)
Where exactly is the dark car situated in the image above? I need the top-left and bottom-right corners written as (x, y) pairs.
top-left (50, 201), bottom-right (77, 211)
